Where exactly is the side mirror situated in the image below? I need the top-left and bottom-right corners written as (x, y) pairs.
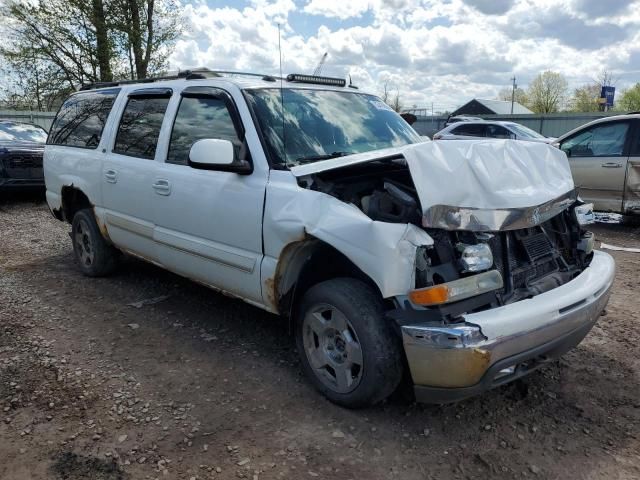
top-left (509, 133), bottom-right (517, 140)
top-left (188, 138), bottom-right (252, 174)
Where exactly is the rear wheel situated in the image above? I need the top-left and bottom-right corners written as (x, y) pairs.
top-left (295, 278), bottom-right (403, 408)
top-left (71, 209), bottom-right (119, 277)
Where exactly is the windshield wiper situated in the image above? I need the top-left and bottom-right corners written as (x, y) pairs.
top-left (294, 151), bottom-right (354, 165)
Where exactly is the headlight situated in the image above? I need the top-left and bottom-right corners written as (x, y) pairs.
top-left (457, 243), bottom-right (493, 273)
top-left (574, 203), bottom-right (595, 226)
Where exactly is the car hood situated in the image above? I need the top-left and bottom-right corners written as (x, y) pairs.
top-left (291, 139), bottom-right (576, 231)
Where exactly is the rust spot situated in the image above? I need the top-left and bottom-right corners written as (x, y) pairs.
top-left (94, 209), bottom-right (111, 241)
top-left (405, 346), bottom-right (492, 388)
top-left (264, 276), bottom-right (277, 309)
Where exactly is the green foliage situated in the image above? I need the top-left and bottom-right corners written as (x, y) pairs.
top-left (526, 71), bottom-right (568, 113)
top-left (618, 83), bottom-right (640, 112)
top-left (569, 84), bottom-right (602, 112)
top-left (0, 0), bottom-right (182, 110)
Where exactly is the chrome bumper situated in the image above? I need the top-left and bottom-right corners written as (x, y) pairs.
top-left (401, 250), bottom-right (615, 402)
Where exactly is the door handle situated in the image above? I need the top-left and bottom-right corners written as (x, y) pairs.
top-left (152, 179), bottom-right (171, 196)
top-left (105, 169), bottom-right (118, 183)
top-left (601, 162), bottom-right (622, 168)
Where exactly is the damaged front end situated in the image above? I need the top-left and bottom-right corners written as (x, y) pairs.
top-left (290, 140), bottom-right (613, 402)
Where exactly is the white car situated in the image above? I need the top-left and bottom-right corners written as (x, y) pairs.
top-left (44, 71), bottom-right (614, 407)
top-left (434, 120), bottom-right (556, 143)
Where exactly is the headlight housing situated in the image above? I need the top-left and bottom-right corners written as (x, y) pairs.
top-left (574, 203), bottom-right (595, 226)
top-left (457, 243), bottom-right (493, 273)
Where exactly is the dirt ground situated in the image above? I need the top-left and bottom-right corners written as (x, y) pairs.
top-left (1, 193), bottom-right (639, 480)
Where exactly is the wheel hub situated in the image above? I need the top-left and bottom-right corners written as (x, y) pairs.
top-left (74, 219), bottom-right (95, 266)
top-left (302, 304), bottom-right (364, 394)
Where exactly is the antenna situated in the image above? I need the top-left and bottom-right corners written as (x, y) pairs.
top-left (278, 23), bottom-right (287, 166)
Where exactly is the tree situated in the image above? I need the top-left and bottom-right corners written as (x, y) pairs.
top-left (0, 0), bottom-right (181, 110)
top-left (618, 83), bottom-right (640, 112)
top-left (110, 0), bottom-right (181, 80)
top-left (526, 71), bottom-right (568, 113)
top-left (497, 86), bottom-right (529, 107)
top-left (569, 84), bottom-right (601, 112)
top-left (380, 81), bottom-right (403, 112)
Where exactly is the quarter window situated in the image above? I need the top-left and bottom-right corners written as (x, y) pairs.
top-left (167, 96), bottom-right (241, 165)
top-left (561, 122), bottom-right (629, 157)
top-left (114, 96), bottom-right (170, 159)
top-left (48, 89), bottom-right (120, 148)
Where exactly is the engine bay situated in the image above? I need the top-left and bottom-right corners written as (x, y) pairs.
top-left (298, 158), bottom-right (594, 308)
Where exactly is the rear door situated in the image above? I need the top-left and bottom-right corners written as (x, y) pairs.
top-left (559, 120), bottom-right (631, 212)
top-left (101, 88), bottom-right (172, 259)
top-left (151, 86), bottom-right (267, 304)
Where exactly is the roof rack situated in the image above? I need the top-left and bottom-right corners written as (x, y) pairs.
top-left (79, 68), bottom-right (284, 91)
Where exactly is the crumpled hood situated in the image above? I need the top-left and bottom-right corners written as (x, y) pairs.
top-left (292, 140), bottom-right (576, 231)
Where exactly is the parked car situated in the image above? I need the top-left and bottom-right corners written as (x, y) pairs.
top-left (44, 71), bottom-right (614, 408)
top-left (554, 114), bottom-right (640, 216)
top-left (433, 120), bottom-right (555, 143)
top-left (0, 120), bottom-right (48, 190)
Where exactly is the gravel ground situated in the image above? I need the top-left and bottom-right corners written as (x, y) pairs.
top-left (1, 193), bottom-right (639, 480)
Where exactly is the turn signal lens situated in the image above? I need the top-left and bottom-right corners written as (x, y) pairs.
top-left (408, 284), bottom-right (450, 305)
top-left (408, 270), bottom-right (503, 306)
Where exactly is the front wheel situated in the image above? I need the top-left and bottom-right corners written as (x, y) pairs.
top-left (295, 278), bottom-right (403, 408)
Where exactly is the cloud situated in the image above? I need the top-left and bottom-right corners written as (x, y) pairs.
top-left (463, 0), bottom-right (515, 15)
top-left (303, 0), bottom-right (371, 19)
top-left (574, 0), bottom-right (633, 18)
top-left (167, 0), bottom-right (640, 109)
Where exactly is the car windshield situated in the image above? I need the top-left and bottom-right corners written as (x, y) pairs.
top-left (0, 122), bottom-right (48, 143)
top-left (244, 88), bottom-right (420, 166)
top-left (508, 123), bottom-right (545, 139)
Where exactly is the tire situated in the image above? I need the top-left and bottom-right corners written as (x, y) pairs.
top-left (295, 278), bottom-right (403, 408)
top-left (622, 214), bottom-right (640, 227)
top-left (71, 209), bottom-right (119, 277)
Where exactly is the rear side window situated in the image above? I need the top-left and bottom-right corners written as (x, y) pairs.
top-left (48, 89), bottom-right (120, 148)
top-left (114, 94), bottom-right (171, 159)
top-left (452, 124), bottom-right (486, 137)
top-left (167, 96), bottom-right (241, 165)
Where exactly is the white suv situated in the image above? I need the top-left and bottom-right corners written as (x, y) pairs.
top-left (44, 71), bottom-right (615, 407)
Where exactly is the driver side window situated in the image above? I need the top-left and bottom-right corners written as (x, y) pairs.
top-left (561, 122), bottom-right (629, 157)
top-left (167, 96), bottom-right (241, 165)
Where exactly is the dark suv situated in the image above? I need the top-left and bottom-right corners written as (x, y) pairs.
top-left (0, 120), bottom-right (48, 190)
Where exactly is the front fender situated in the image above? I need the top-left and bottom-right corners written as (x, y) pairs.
top-left (262, 171), bottom-right (434, 309)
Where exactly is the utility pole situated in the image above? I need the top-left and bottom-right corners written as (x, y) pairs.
top-left (510, 76), bottom-right (517, 114)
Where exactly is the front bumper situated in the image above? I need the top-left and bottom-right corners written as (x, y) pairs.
top-left (399, 250), bottom-right (615, 403)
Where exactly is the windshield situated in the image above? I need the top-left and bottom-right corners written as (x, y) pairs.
top-left (245, 88), bottom-right (420, 166)
top-left (508, 123), bottom-right (545, 139)
top-left (0, 122), bottom-right (48, 143)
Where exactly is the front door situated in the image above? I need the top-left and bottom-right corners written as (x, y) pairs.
top-left (560, 120), bottom-right (631, 213)
top-left (152, 87), bottom-right (267, 304)
top-left (102, 88), bottom-right (172, 259)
